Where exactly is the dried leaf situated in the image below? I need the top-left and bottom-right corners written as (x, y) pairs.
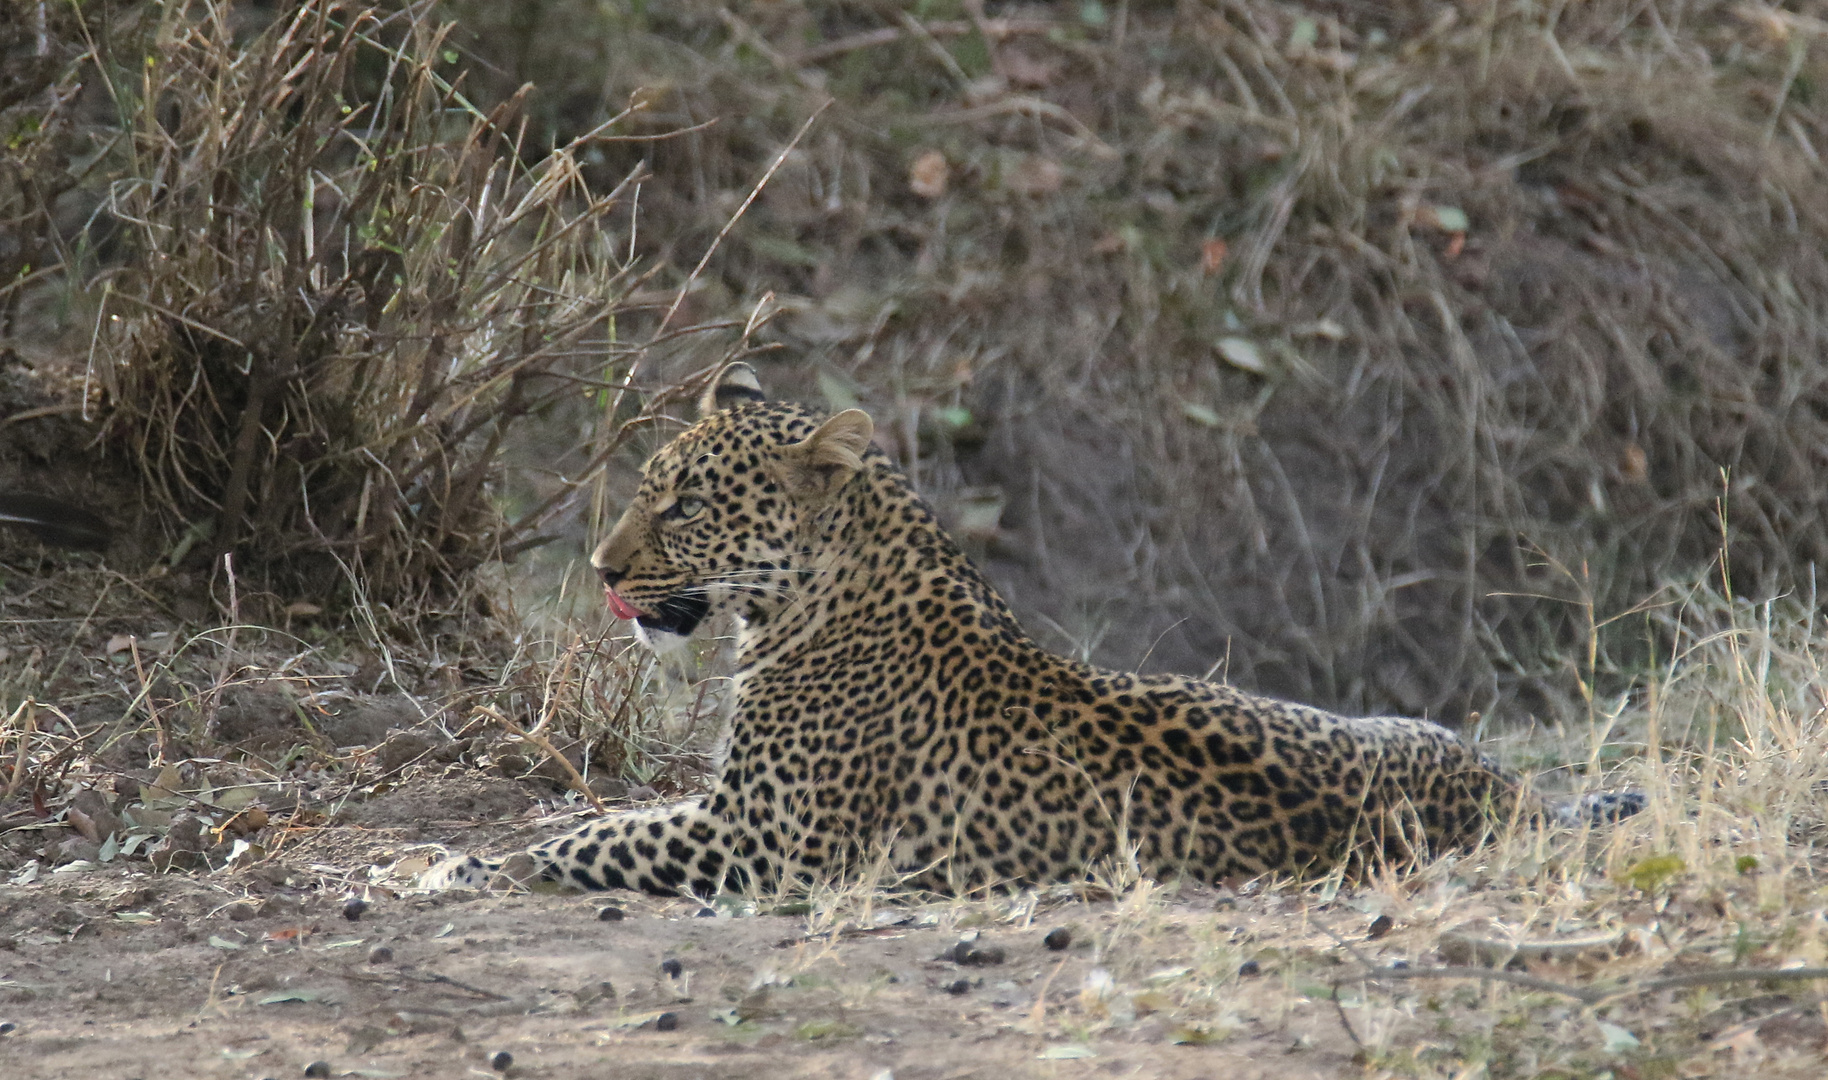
top-left (140, 764), bottom-right (186, 809)
top-left (1004, 154), bottom-right (1063, 196)
top-left (909, 150), bottom-right (949, 200)
top-left (1200, 238), bottom-right (1228, 276)
top-left (257, 988), bottom-right (334, 1005)
top-left (1421, 205), bottom-right (1469, 232)
top-left (1038, 1044), bottom-right (1095, 1059)
top-left (1216, 337), bottom-right (1267, 374)
top-left (1597, 1021), bottom-right (1640, 1053)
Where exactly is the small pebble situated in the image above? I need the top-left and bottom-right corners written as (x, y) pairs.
top-left (660, 958), bottom-right (683, 979)
top-left (1366, 913), bottom-right (1394, 940)
top-left (343, 897), bottom-right (368, 922)
top-left (1391, 959), bottom-right (1410, 970)
top-left (958, 945), bottom-right (1005, 967)
top-left (944, 979), bottom-right (971, 995)
top-left (1043, 927), bottom-right (1072, 951)
top-left (597, 905), bottom-right (625, 922)
top-left (489, 1049), bottom-right (514, 1072)
top-left (1238, 959), bottom-right (1261, 977)
top-left (695, 907), bottom-right (716, 918)
top-left (367, 945), bottom-right (394, 964)
top-left (304, 1062), bottom-right (332, 1079)
top-left (654, 1011), bottom-right (679, 1031)
top-left (0, 1020), bottom-right (17, 1035)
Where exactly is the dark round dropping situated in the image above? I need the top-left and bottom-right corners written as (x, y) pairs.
top-left (660, 958), bottom-right (683, 978)
top-left (367, 945), bottom-right (394, 964)
top-left (1043, 927), bottom-right (1072, 951)
top-left (1366, 913), bottom-right (1394, 940)
top-left (342, 897), bottom-right (368, 922)
top-left (654, 1011), bottom-right (679, 1031)
top-left (597, 905), bottom-right (625, 922)
top-left (303, 1062), bottom-right (332, 1079)
top-left (1238, 959), bottom-right (1261, 977)
top-left (1391, 959), bottom-right (1410, 970)
top-left (958, 944), bottom-right (1005, 966)
top-left (695, 907), bottom-right (716, 918)
top-left (944, 979), bottom-right (971, 995)
top-left (489, 1049), bottom-right (514, 1071)
top-left (0, 1020), bottom-right (16, 1035)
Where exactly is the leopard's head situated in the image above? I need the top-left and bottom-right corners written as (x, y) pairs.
top-left (590, 364), bottom-right (876, 650)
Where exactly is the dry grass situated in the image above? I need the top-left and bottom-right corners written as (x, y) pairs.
top-left (31, 0), bottom-right (745, 618)
top-left (6, 5), bottom-right (1828, 1072)
top-left (425, 0), bottom-right (1828, 727)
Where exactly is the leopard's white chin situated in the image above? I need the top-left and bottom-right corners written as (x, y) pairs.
top-left (632, 621), bottom-right (691, 655)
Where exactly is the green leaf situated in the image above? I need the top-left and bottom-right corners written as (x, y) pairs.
top-left (793, 1018), bottom-right (861, 1040)
top-left (934, 406), bottom-right (973, 430)
top-left (1617, 853), bottom-right (1685, 892)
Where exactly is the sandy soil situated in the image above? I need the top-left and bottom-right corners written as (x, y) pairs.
top-left (0, 854), bottom-right (1357, 1080)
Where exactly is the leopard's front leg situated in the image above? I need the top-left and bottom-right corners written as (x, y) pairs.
top-left (523, 797), bottom-right (742, 895)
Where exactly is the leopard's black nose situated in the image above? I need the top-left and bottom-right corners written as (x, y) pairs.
top-left (598, 565), bottom-right (625, 588)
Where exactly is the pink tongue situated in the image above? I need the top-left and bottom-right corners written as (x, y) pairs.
top-left (603, 586), bottom-right (643, 621)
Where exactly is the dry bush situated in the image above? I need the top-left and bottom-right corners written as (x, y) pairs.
top-left (435, 0), bottom-right (1828, 728)
top-left (72, 0), bottom-right (696, 615)
top-left (0, 0), bottom-right (118, 337)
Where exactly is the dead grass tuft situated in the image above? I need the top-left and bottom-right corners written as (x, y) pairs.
top-left (54, 0), bottom-right (715, 614)
top-left (433, 0), bottom-right (1828, 725)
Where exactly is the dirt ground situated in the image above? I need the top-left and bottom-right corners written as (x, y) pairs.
top-left (1, 817), bottom-right (1363, 1080)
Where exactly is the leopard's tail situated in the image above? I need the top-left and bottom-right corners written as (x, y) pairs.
top-left (418, 853), bottom-right (506, 890)
top-left (1547, 789), bottom-right (1648, 826)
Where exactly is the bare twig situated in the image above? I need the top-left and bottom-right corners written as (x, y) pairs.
top-left (473, 705), bottom-right (604, 811)
top-left (788, 18), bottom-right (1060, 66)
top-left (650, 98), bottom-right (833, 339)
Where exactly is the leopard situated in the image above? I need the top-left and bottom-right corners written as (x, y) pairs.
top-left (423, 363), bottom-right (1639, 896)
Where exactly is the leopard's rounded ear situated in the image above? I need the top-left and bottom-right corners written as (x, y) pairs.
top-left (698, 363), bottom-right (766, 418)
top-left (781, 409), bottom-right (874, 499)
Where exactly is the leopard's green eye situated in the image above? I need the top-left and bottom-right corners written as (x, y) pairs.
top-left (667, 495), bottom-right (707, 521)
